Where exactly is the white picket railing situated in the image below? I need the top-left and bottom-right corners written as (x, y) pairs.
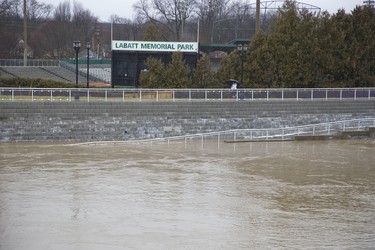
top-left (1, 87), bottom-right (375, 102)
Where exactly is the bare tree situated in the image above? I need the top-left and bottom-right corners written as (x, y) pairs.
top-left (194, 0), bottom-right (232, 43)
top-left (53, 1), bottom-right (71, 22)
top-left (72, 1), bottom-right (98, 43)
top-left (0, 0), bottom-right (14, 16)
top-left (110, 14), bottom-right (141, 40)
top-left (134, 0), bottom-right (197, 41)
top-left (28, 0), bottom-right (52, 20)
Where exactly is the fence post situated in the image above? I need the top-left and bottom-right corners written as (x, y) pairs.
top-left (156, 90), bottom-right (159, 102)
top-left (87, 89), bottom-right (90, 102)
top-left (340, 89), bottom-right (342, 100)
top-left (221, 90), bottom-right (223, 101)
top-left (51, 89), bottom-right (53, 101)
top-left (296, 89), bottom-right (299, 100)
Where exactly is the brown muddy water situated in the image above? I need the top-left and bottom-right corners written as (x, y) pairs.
top-left (0, 140), bottom-right (375, 249)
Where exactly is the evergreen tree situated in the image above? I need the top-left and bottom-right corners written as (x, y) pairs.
top-left (138, 57), bottom-right (165, 88)
top-left (248, 32), bottom-right (275, 87)
top-left (266, 2), bottom-right (321, 87)
top-left (216, 50), bottom-right (241, 88)
top-left (192, 53), bottom-right (216, 88)
top-left (143, 21), bottom-right (164, 41)
top-left (165, 52), bottom-right (191, 88)
top-left (349, 6), bottom-right (375, 87)
top-left (311, 10), bottom-right (350, 87)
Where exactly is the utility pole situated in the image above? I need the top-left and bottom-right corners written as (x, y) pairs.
top-left (256, 0), bottom-right (261, 33)
top-left (23, 0), bottom-right (28, 66)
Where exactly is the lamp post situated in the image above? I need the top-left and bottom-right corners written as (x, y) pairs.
top-left (73, 41), bottom-right (81, 88)
top-left (237, 43), bottom-right (248, 86)
top-left (86, 42), bottom-right (90, 88)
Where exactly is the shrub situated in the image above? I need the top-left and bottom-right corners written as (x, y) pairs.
top-left (0, 77), bottom-right (78, 88)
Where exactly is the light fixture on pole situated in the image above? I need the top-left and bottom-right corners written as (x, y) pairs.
top-left (86, 42), bottom-right (90, 88)
top-left (237, 43), bottom-right (248, 86)
top-left (73, 41), bottom-right (81, 88)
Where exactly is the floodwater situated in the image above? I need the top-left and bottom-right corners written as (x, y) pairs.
top-left (1, 140), bottom-right (375, 249)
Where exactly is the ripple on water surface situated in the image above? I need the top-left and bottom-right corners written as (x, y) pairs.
top-left (0, 140), bottom-right (375, 249)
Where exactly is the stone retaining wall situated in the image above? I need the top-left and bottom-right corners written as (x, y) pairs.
top-left (1, 100), bottom-right (374, 142)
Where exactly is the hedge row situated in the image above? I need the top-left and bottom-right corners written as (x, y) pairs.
top-left (0, 77), bottom-right (79, 88)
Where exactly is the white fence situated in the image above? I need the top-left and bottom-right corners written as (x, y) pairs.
top-left (1, 88), bottom-right (375, 102)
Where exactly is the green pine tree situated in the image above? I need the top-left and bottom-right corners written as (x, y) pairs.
top-left (138, 57), bottom-right (166, 88)
top-left (165, 52), bottom-right (191, 88)
top-left (192, 53), bottom-right (216, 88)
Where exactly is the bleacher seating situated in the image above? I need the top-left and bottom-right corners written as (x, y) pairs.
top-left (88, 67), bottom-right (111, 83)
top-left (0, 65), bottom-right (111, 84)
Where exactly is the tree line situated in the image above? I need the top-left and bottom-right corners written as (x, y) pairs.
top-left (140, 2), bottom-right (375, 88)
top-left (1, 0), bottom-right (374, 88)
top-left (1, 0), bottom-right (273, 59)
top-left (0, 0), bottom-right (101, 59)
top-left (245, 2), bottom-right (375, 88)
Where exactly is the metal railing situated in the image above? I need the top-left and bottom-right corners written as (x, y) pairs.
top-left (75, 118), bottom-right (375, 146)
top-left (1, 87), bottom-right (375, 102)
top-left (159, 118), bottom-right (375, 143)
top-left (0, 59), bottom-right (59, 67)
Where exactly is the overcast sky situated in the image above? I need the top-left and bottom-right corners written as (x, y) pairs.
top-left (40, 0), bottom-right (366, 22)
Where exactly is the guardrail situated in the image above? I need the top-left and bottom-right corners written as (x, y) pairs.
top-left (0, 87), bottom-right (375, 102)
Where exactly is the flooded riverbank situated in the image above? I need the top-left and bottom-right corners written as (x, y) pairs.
top-left (1, 140), bottom-right (374, 249)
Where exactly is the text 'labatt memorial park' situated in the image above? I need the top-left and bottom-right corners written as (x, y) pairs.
top-left (111, 40), bottom-right (199, 87)
top-left (113, 41), bottom-right (198, 52)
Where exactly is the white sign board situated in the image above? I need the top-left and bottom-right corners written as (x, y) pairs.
top-left (112, 40), bottom-right (199, 53)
